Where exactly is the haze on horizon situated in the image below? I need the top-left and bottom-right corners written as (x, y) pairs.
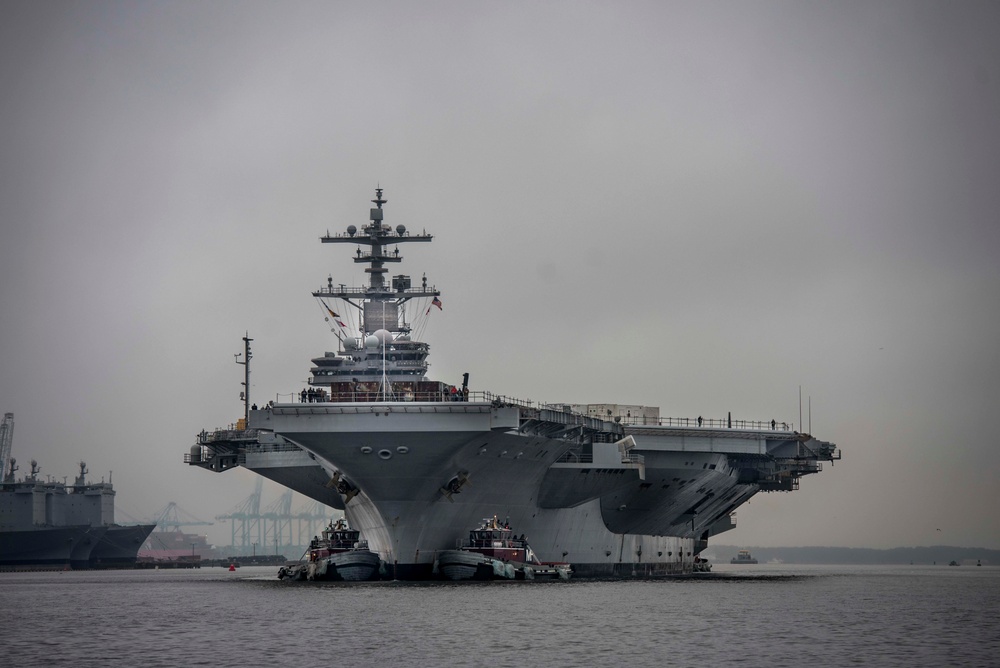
top-left (1, 1), bottom-right (998, 551)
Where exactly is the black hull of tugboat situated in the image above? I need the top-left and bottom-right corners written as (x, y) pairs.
top-left (325, 551), bottom-right (382, 581)
top-left (280, 551), bottom-right (383, 582)
top-left (436, 550), bottom-right (497, 581)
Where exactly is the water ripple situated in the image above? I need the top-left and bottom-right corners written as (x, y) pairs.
top-left (2, 565), bottom-right (997, 667)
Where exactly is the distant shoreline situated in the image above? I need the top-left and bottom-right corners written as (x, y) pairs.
top-left (705, 544), bottom-right (997, 565)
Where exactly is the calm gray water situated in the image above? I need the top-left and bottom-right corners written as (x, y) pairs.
top-left (2, 563), bottom-right (998, 667)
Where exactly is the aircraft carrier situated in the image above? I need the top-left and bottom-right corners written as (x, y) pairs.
top-left (187, 189), bottom-right (840, 579)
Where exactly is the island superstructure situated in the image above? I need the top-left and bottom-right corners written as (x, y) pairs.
top-left (188, 189), bottom-right (840, 579)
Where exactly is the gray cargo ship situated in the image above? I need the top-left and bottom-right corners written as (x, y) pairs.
top-left (188, 189), bottom-right (840, 579)
top-left (0, 413), bottom-right (155, 569)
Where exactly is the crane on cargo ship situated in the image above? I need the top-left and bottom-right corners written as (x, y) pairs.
top-left (0, 413), bottom-right (14, 481)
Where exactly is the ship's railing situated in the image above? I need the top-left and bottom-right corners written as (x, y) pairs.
top-left (554, 451), bottom-right (645, 466)
top-left (312, 283), bottom-right (437, 297)
top-left (311, 359), bottom-right (427, 375)
top-left (622, 416), bottom-right (795, 431)
top-left (555, 450), bottom-right (593, 463)
top-left (272, 389), bottom-right (542, 406)
top-left (243, 441), bottom-right (303, 454)
top-left (197, 428), bottom-right (260, 445)
top-left (266, 390), bottom-right (794, 432)
top-left (624, 452), bottom-right (644, 466)
top-left (482, 392), bottom-right (541, 411)
top-left (350, 360), bottom-right (427, 369)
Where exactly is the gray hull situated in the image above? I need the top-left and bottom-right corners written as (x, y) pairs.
top-left (70, 526), bottom-right (109, 569)
top-left (325, 550), bottom-right (382, 581)
top-left (189, 400), bottom-right (839, 579)
top-left (90, 524), bottom-right (157, 568)
top-left (0, 526), bottom-right (91, 569)
top-left (436, 550), bottom-right (492, 581)
top-left (244, 404), bottom-right (732, 576)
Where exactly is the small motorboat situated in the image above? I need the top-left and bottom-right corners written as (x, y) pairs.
top-left (730, 549), bottom-right (758, 564)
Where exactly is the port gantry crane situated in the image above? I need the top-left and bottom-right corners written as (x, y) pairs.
top-left (149, 501), bottom-right (214, 532)
top-left (215, 478), bottom-right (336, 555)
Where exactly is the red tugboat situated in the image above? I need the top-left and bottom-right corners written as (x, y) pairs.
top-left (436, 516), bottom-right (571, 581)
top-left (279, 519), bottom-right (381, 581)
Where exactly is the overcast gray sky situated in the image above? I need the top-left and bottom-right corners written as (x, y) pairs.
top-left (2, 1), bottom-right (998, 550)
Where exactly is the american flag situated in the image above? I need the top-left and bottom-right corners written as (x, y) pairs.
top-left (426, 296), bottom-right (444, 315)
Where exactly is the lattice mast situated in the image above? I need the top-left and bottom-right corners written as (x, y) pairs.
top-left (313, 187), bottom-right (439, 336)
